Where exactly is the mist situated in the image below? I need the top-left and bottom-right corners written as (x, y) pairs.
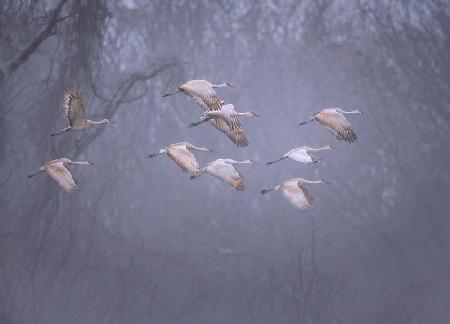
top-left (1, 1), bottom-right (449, 323)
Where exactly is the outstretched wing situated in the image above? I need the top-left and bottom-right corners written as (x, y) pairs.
top-left (287, 148), bottom-right (315, 164)
top-left (64, 88), bottom-right (87, 126)
top-left (181, 82), bottom-right (248, 147)
top-left (298, 185), bottom-right (315, 206)
top-left (281, 182), bottom-right (314, 210)
top-left (180, 81), bottom-right (223, 112)
top-left (315, 111), bottom-right (357, 143)
top-left (210, 162), bottom-right (246, 191)
top-left (46, 161), bottom-right (77, 192)
top-left (209, 119), bottom-right (249, 147)
top-left (225, 116), bottom-right (242, 131)
top-left (191, 92), bottom-right (223, 112)
top-left (166, 145), bottom-right (202, 176)
top-left (205, 109), bottom-right (241, 132)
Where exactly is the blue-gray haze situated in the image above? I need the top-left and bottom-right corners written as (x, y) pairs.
top-left (0, 0), bottom-right (449, 323)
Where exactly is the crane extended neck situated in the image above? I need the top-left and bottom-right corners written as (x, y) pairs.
top-left (300, 179), bottom-right (328, 185)
top-left (70, 161), bottom-right (93, 166)
top-left (191, 146), bottom-right (212, 152)
top-left (225, 159), bottom-right (255, 165)
top-left (236, 112), bottom-right (260, 117)
top-left (87, 118), bottom-right (111, 125)
top-left (307, 145), bottom-right (333, 152)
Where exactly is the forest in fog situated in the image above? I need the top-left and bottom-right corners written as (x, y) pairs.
top-left (1, 0), bottom-right (450, 323)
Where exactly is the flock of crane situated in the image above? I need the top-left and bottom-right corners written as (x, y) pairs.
top-left (29, 80), bottom-right (364, 210)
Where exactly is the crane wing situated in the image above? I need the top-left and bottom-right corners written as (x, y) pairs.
top-left (226, 116), bottom-right (242, 131)
top-left (209, 119), bottom-right (249, 147)
top-left (179, 80), bottom-right (222, 112)
top-left (315, 111), bottom-right (357, 143)
top-left (191, 93), bottom-right (223, 112)
top-left (64, 88), bottom-right (87, 127)
top-left (46, 161), bottom-right (78, 192)
top-left (210, 162), bottom-right (246, 191)
top-left (166, 146), bottom-right (202, 176)
top-left (287, 148), bottom-right (315, 163)
top-left (281, 182), bottom-right (314, 210)
top-left (298, 184), bottom-right (315, 206)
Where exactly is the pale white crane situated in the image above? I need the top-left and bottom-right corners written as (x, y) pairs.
top-left (147, 142), bottom-right (213, 176)
top-left (260, 178), bottom-right (329, 210)
top-left (267, 145), bottom-right (333, 165)
top-left (162, 80), bottom-right (249, 147)
top-left (28, 158), bottom-right (95, 192)
top-left (190, 159), bottom-right (256, 191)
top-left (188, 103), bottom-right (260, 130)
top-left (298, 108), bottom-right (365, 143)
top-left (51, 88), bottom-right (111, 136)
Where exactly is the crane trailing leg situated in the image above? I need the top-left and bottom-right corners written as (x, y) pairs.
top-left (50, 126), bottom-right (70, 137)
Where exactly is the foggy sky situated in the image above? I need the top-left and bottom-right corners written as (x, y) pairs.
top-left (1, 1), bottom-right (449, 323)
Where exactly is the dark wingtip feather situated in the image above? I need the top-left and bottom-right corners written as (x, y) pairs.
top-left (340, 128), bottom-right (358, 143)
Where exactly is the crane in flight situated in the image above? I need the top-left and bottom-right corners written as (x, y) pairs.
top-left (188, 103), bottom-right (259, 130)
top-left (162, 79), bottom-right (233, 111)
top-left (298, 108), bottom-right (364, 143)
top-left (267, 145), bottom-right (333, 165)
top-left (261, 178), bottom-right (329, 210)
top-left (147, 142), bottom-right (213, 176)
top-left (163, 80), bottom-right (249, 147)
top-left (190, 159), bottom-right (256, 191)
top-left (28, 158), bottom-right (95, 192)
top-left (51, 88), bottom-right (111, 136)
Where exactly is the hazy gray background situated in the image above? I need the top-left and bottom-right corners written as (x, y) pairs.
top-left (1, 0), bottom-right (450, 323)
